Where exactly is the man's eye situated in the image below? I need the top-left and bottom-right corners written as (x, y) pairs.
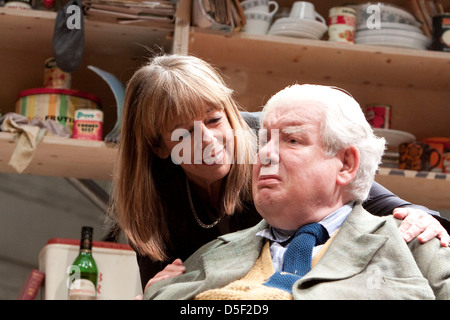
top-left (286, 137), bottom-right (302, 145)
top-left (258, 129), bottom-right (269, 146)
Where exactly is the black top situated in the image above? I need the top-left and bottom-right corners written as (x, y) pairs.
top-left (135, 111), bottom-right (448, 289)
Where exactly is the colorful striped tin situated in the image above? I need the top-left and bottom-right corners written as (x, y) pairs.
top-left (15, 88), bottom-right (101, 134)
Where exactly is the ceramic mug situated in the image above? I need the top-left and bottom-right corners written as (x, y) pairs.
top-left (398, 141), bottom-right (441, 171)
top-left (243, 11), bottom-right (273, 34)
top-left (241, 0), bottom-right (279, 16)
top-left (443, 153), bottom-right (450, 173)
top-left (289, 1), bottom-right (325, 23)
top-left (431, 14), bottom-right (450, 52)
top-left (420, 137), bottom-right (450, 171)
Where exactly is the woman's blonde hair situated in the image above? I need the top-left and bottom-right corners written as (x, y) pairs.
top-left (108, 54), bottom-right (256, 261)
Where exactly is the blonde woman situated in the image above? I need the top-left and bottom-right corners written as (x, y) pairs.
top-left (108, 54), bottom-right (449, 290)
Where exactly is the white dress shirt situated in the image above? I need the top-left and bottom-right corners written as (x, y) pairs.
top-left (256, 202), bottom-right (355, 271)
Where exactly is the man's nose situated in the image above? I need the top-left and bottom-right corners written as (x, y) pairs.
top-left (259, 135), bottom-right (279, 166)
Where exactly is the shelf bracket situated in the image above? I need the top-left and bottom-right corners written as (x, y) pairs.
top-left (173, 0), bottom-right (192, 55)
top-left (66, 178), bottom-right (121, 242)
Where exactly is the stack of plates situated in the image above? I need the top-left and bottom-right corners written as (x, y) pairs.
top-left (352, 3), bottom-right (422, 28)
top-left (381, 151), bottom-right (400, 168)
top-left (373, 128), bottom-right (416, 151)
top-left (268, 17), bottom-right (327, 39)
top-left (351, 3), bottom-right (431, 49)
top-left (355, 22), bottom-right (431, 50)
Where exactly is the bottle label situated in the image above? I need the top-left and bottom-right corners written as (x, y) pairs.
top-left (68, 279), bottom-right (96, 300)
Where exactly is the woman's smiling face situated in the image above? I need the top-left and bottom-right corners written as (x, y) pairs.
top-left (159, 107), bottom-right (235, 189)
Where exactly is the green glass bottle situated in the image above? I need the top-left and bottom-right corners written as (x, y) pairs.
top-left (68, 226), bottom-right (98, 300)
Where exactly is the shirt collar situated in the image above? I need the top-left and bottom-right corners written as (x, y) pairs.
top-left (256, 202), bottom-right (355, 243)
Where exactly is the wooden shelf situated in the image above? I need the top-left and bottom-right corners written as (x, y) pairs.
top-left (0, 7), bottom-right (173, 55)
top-left (1, 132), bottom-right (449, 210)
top-left (0, 132), bottom-right (117, 180)
top-left (189, 28), bottom-right (449, 91)
top-left (0, 8), bottom-right (174, 133)
top-left (187, 28), bottom-right (450, 139)
top-left (376, 168), bottom-right (450, 210)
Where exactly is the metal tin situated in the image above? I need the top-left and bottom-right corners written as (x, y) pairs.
top-left (365, 104), bottom-right (392, 129)
top-left (72, 109), bottom-right (103, 141)
top-left (328, 6), bottom-right (356, 43)
top-left (15, 88), bottom-right (101, 134)
top-left (431, 14), bottom-right (450, 52)
top-left (44, 57), bottom-right (71, 89)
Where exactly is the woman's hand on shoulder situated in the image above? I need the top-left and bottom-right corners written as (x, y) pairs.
top-left (135, 258), bottom-right (186, 299)
top-left (144, 258), bottom-right (186, 292)
top-left (394, 207), bottom-right (450, 247)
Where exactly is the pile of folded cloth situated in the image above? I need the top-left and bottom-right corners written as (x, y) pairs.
top-left (0, 113), bottom-right (70, 173)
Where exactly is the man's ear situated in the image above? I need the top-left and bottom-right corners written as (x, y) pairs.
top-left (336, 146), bottom-right (360, 186)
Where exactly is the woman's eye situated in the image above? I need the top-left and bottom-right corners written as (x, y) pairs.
top-left (171, 128), bottom-right (193, 142)
top-left (208, 116), bottom-right (222, 124)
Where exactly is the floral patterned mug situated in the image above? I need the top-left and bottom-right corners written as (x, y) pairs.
top-left (398, 141), bottom-right (441, 171)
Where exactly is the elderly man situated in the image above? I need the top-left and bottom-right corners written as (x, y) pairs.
top-left (143, 84), bottom-right (450, 300)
